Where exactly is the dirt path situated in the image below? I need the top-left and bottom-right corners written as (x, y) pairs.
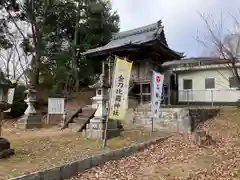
top-left (71, 108), bottom-right (240, 180)
top-left (2, 125), bottom-right (72, 140)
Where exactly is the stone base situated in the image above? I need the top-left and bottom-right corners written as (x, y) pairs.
top-left (44, 114), bottom-right (63, 126)
top-left (83, 118), bottom-right (121, 139)
top-left (17, 113), bottom-right (42, 129)
top-left (83, 128), bottom-right (121, 140)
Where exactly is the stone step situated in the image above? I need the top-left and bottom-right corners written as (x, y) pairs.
top-left (74, 117), bottom-right (88, 124)
top-left (68, 123), bottom-right (82, 132)
top-left (61, 106), bottom-right (82, 129)
top-left (80, 112), bottom-right (95, 117)
top-left (70, 107), bottom-right (97, 132)
top-left (134, 112), bottom-right (152, 116)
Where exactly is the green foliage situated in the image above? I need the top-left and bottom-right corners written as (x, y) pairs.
top-left (0, 0), bottom-right (119, 94)
top-left (11, 85), bottom-right (27, 116)
top-left (40, 0), bottom-right (120, 90)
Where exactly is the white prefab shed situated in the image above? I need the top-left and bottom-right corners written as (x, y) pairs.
top-left (163, 57), bottom-right (240, 106)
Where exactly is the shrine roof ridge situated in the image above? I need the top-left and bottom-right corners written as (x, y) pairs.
top-left (81, 19), bottom-right (184, 58)
top-left (111, 20), bottom-right (162, 41)
top-left (81, 20), bottom-right (165, 56)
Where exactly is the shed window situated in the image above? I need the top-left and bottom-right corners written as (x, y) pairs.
top-left (205, 78), bottom-right (215, 89)
top-left (229, 76), bottom-right (240, 88)
top-left (183, 79), bottom-right (192, 90)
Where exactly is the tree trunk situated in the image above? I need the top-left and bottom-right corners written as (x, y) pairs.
top-left (30, 53), bottom-right (40, 86)
top-left (72, 1), bottom-right (81, 92)
top-left (0, 112), bottom-right (2, 136)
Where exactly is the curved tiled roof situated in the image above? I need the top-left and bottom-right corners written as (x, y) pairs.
top-left (111, 20), bottom-right (162, 40)
top-left (82, 20), bottom-right (182, 57)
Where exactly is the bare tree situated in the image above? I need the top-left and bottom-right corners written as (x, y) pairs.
top-left (0, 26), bottom-right (30, 84)
top-left (1, 0), bottom-right (58, 87)
top-left (197, 11), bottom-right (240, 86)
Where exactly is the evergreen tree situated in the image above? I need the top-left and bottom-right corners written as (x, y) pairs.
top-left (0, 0), bottom-right (119, 92)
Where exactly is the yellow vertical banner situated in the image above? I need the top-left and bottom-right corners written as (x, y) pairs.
top-left (108, 56), bottom-right (133, 120)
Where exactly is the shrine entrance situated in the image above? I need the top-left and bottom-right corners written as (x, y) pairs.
top-left (130, 83), bottom-right (151, 104)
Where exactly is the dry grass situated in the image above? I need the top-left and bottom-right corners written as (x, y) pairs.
top-left (0, 124), bottom-right (167, 180)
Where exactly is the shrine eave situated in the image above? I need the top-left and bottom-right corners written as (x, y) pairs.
top-left (81, 20), bottom-right (183, 59)
top-left (82, 39), bottom-right (183, 59)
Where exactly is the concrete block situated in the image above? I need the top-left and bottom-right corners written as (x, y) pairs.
top-left (8, 172), bottom-right (41, 180)
top-left (41, 167), bottom-right (61, 180)
top-left (60, 161), bottom-right (78, 179)
top-left (122, 146), bottom-right (134, 156)
top-left (112, 149), bottom-right (124, 160)
top-left (91, 154), bottom-right (104, 167)
top-left (77, 158), bottom-right (91, 172)
top-left (136, 142), bottom-right (145, 151)
top-left (102, 151), bottom-right (114, 162)
top-left (130, 144), bottom-right (139, 153)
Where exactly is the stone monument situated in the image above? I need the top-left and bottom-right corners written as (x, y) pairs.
top-left (83, 74), bottom-right (120, 139)
top-left (17, 84), bottom-right (42, 129)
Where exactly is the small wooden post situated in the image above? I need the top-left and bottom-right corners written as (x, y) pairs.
top-left (168, 83), bottom-right (171, 105)
top-left (102, 59), bottom-right (108, 148)
top-left (103, 111), bottom-right (110, 147)
top-left (108, 57), bottom-right (111, 87)
top-left (0, 111), bottom-right (3, 136)
top-left (151, 117), bottom-right (154, 132)
top-left (211, 90), bottom-right (214, 107)
top-left (168, 72), bottom-right (171, 105)
top-left (140, 83), bottom-right (143, 104)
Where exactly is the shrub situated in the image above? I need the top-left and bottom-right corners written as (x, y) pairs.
top-left (10, 85), bottom-right (27, 117)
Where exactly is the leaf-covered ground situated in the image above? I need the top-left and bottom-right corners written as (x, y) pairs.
top-left (72, 108), bottom-right (240, 180)
top-left (0, 124), bottom-right (167, 180)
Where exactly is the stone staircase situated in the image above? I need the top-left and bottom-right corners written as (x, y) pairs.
top-left (67, 105), bottom-right (97, 132)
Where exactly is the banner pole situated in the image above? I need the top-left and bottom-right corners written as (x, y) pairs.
top-left (151, 117), bottom-right (154, 132)
top-left (103, 56), bottom-right (132, 147)
top-left (151, 70), bottom-right (154, 133)
top-left (103, 56), bottom-right (116, 148)
top-left (103, 111), bottom-right (110, 148)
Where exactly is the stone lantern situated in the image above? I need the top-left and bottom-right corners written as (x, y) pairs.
top-left (17, 85), bottom-right (42, 129)
top-left (90, 74), bottom-right (108, 110)
top-left (83, 74), bottom-right (119, 139)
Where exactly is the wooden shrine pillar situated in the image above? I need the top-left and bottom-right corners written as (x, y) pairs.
top-left (140, 83), bottom-right (143, 104)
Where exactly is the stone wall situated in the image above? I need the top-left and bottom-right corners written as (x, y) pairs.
top-left (132, 108), bottom-right (191, 133)
top-left (127, 106), bottom-right (219, 133)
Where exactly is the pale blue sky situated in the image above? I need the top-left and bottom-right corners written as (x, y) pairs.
top-left (112, 0), bottom-right (240, 57)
